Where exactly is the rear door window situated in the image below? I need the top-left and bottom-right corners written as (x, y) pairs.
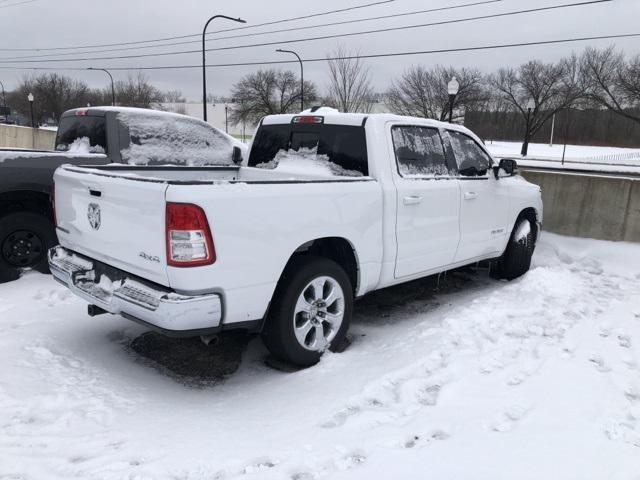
top-left (249, 123), bottom-right (369, 176)
top-left (55, 115), bottom-right (107, 153)
top-left (391, 126), bottom-right (451, 177)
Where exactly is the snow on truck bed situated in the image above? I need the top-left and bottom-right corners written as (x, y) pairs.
top-left (1, 233), bottom-right (640, 479)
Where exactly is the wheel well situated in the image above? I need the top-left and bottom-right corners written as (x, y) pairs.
top-left (516, 207), bottom-right (539, 242)
top-left (0, 191), bottom-right (52, 220)
top-left (288, 237), bottom-right (359, 294)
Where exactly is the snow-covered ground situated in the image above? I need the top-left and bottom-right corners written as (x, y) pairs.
top-left (1, 233), bottom-right (640, 479)
top-left (486, 141), bottom-right (640, 174)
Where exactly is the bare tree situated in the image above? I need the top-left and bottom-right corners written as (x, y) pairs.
top-left (490, 57), bottom-right (583, 155)
top-left (581, 46), bottom-right (640, 124)
top-left (163, 89), bottom-right (186, 103)
top-left (326, 46), bottom-right (374, 113)
top-left (386, 65), bottom-right (487, 121)
top-left (7, 73), bottom-right (93, 124)
top-left (229, 69), bottom-right (318, 125)
top-left (113, 73), bottom-right (164, 108)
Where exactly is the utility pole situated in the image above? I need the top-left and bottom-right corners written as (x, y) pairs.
top-left (549, 113), bottom-right (556, 147)
top-left (202, 14), bottom-right (246, 122)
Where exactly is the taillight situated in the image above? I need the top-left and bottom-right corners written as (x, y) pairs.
top-left (165, 203), bottom-right (215, 267)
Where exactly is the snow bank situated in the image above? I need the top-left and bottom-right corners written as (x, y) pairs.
top-left (118, 110), bottom-right (244, 166)
top-left (256, 147), bottom-right (364, 177)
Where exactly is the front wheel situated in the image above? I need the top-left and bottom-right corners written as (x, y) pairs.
top-left (262, 256), bottom-right (353, 368)
top-left (497, 217), bottom-right (536, 281)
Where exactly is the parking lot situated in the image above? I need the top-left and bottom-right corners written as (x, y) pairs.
top-left (2, 232), bottom-right (639, 479)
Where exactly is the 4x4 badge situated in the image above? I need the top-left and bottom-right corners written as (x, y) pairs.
top-left (87, 203), bottom-right (101, 230)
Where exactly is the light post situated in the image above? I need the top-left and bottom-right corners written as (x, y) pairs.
top-left (276, 48), bottom-right (304, 111)
top-left (202, 14), bottom-right (247, 122)
top-left (0, 80), bottom-right (6, 108)
top-left (447, 76), bottom-right (459, 123)
top-left (225, 104), bottom-right (228, 133)
top-left (521, 98), bottom-right (535, 157)
top-left (561, 106), bottom-right (573, 165)
top-left (27, 92), bottom-right (34, 128)
top-left (88, 67), bottom-right (115, 106)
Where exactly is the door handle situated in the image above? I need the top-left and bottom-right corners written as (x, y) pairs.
top-left (464, 191), bottom-right (478, 200)
top-left (403, 195), bottom-right (423, 205)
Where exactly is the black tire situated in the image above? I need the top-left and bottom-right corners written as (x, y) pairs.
top-left (497, 217), bottom-right (536, 281)
top-left (0, 212), bottom-right (57, 282)
top-left (262, 256), bottom-right (353, 368)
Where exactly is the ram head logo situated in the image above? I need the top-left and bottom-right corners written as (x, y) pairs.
top-left (87, 203), bottom-right (101, 231)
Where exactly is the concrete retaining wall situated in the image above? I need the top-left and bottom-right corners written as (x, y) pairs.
top-left (0, 124), bottom-right (56, 150)
top-left (521, 169), bottom-right (640, 242)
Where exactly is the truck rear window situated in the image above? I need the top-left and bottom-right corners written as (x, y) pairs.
top-left (56, 116), bottom-right (107, 153)
top-left (248, 123), bottom-right (369, 176)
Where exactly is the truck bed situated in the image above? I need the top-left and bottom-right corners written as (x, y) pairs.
top-left (60, 164), bottom-right (373, 184)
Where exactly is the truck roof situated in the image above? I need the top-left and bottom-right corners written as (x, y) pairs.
top-left (262, 110), bottom-right (483, 143)
top-left (61, 106), bottom-right (198, 121)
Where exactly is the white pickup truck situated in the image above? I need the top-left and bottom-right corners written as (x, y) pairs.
top-left (49, 110), bottom-right (542, 367)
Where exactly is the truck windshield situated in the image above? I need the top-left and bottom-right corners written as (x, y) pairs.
top-left (248, 123), bottom-right (369, 176)
top-left (55, 116), bottom-right (107, 153)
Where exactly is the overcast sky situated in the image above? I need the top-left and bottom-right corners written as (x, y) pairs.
top-left (0, 0), bottom-right (638, 101)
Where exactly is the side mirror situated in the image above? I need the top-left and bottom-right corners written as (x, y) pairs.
top-left (493, 158), bottom-right (518, 179)
top-left (232, 146), bottom-right (243, 165)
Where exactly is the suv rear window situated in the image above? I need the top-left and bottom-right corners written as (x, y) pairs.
top-left (55, 116), bottom-right (107, 153)
top-left (248, 123), bottom-right (369, 176)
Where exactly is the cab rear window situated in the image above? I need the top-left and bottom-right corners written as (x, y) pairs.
top-left (249, 123), bottom-right (369, 176)
top-left (55, 116), bottom-right (107, 153)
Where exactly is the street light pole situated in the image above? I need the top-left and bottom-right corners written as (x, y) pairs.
top-left (276, 48), bottom-right (304, 111)
top-left (447, 76), bottom-right (459, 123)
top-left (88, 68), bottom-right (116, 106)
top-left (522, 99), bottom-right (535, 157)
top-left (202, 14), bottom-right (246, 122)
top-left (27, 92), bottom-right (34, 128)
top-left (225, 105), bottom-right (228, 133)
top-left (0, 80), bottom-right (6, 108)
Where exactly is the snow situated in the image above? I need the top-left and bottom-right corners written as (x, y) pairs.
top-left (66, 136), bottom-right (106, 154)
top-left (487, 141), bottom-right (640, 174)
top-left (1, 233), bottom-right (640, 479)
top-left (515, 219), bottom-right (531, 242)
top-left (117, 109), bottom-right (246, 166)
top-left (256, 148), bottom-right (365, 177)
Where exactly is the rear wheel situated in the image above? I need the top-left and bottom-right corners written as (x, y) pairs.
top-left (262, 256), bottom-right (353, 368)
top-left (497, 217), bottom-right (536, 281)
top-left (0, 212), bottom-right (57, 283)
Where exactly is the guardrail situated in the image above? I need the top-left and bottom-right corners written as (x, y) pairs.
top-left (520, 168), bottom-right (640, 243)
top-left (0, 124), bottom-right (56, 150)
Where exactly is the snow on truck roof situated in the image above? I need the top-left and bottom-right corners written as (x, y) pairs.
top-left (261, 110), bottom-right (485, 147)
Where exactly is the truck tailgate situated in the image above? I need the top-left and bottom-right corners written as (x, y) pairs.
top-left (54, 167), bottom-right (170, 286)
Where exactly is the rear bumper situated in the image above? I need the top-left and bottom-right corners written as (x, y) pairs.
top-left (48, 246), bottom-right (223, 335)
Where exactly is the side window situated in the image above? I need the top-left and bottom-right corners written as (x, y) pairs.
top-left (448, 130), bottom-right (492, 177)
top-left (391, 126), bottom-right (450, 177)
